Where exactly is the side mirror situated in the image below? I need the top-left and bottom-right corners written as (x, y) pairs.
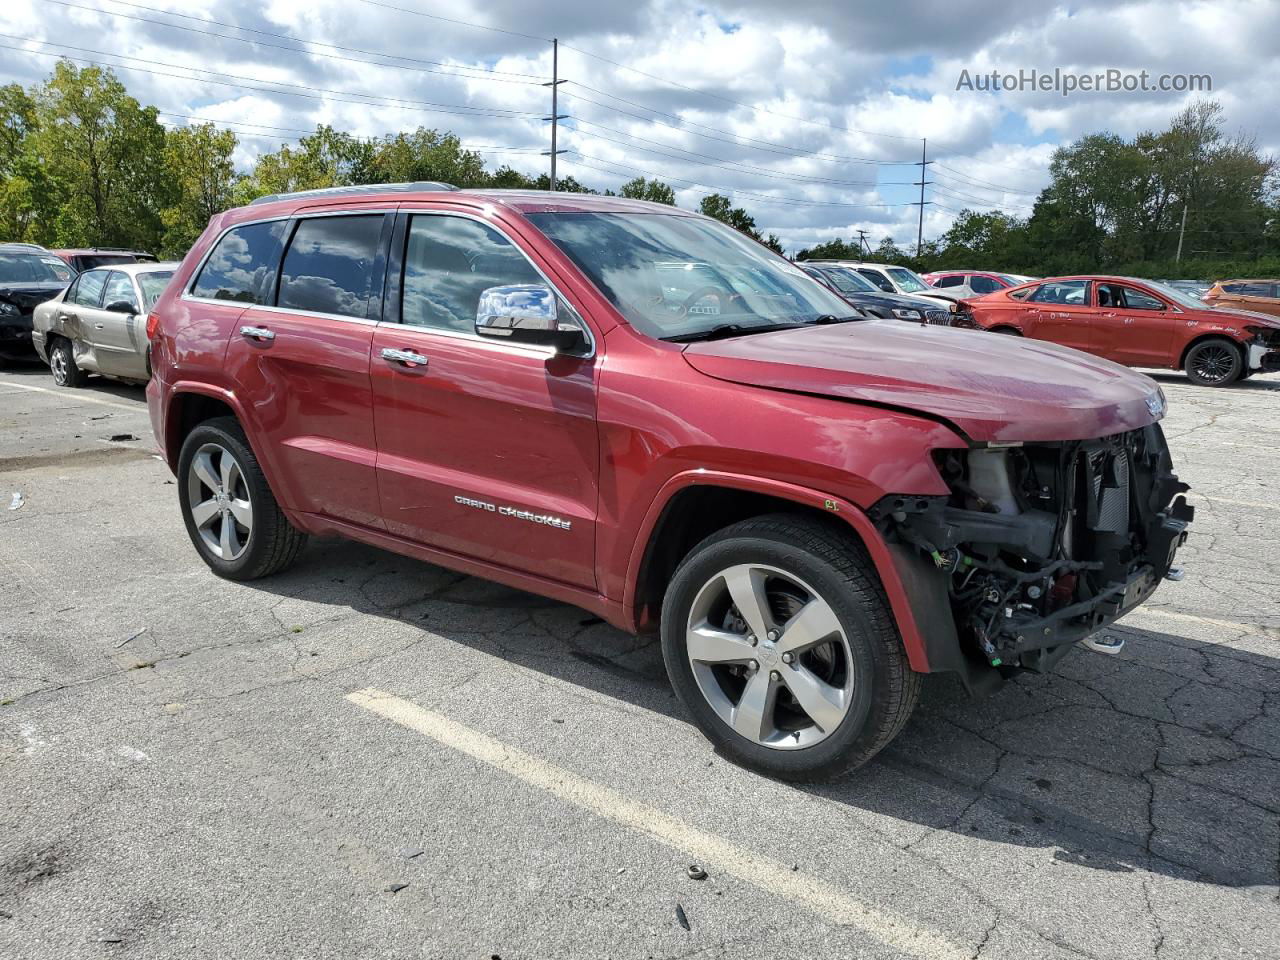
top-left (105, 300), bottom-right (138, 315)
top-left (476, 284), bottom-right (587, 353)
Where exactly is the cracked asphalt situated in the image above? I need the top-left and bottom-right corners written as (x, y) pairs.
top-left (1, 361), bottom-right (1278, 959)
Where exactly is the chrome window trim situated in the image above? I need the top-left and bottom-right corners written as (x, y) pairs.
top-left (396, 208), bottom-right (596, 359)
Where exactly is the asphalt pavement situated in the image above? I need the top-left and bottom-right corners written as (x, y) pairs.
top-left (1, 359), bottom-right (1277, 959)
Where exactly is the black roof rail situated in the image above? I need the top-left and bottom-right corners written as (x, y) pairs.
top-left (248, 181), bottom-right (460, 206)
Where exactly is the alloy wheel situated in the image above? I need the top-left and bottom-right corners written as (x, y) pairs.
top-left (685, 563), bottom-right (854, 750)
top-left (186, 442), bottom-right (253, 561)
top-left (50, 346), bottom-right (68, 385)
top-left (1192, 344), bottom-right (1235, 383)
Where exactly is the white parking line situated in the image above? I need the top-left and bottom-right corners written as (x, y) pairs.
top-left (1195, 493), bottom-right (1279, 512)
top-left (346, 687), bottom-right (972, 959)
top-left (0, 381), bottom-right (146, 414)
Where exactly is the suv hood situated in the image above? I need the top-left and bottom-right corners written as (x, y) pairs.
top-left (842, 290), bottom-right (949, 315)
top-left (682, 321), bottom-right (1163, 444)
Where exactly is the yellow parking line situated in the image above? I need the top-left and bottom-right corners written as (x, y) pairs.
top-left (346, 687), bottom-right (972, 959)
top-left (0, 381), bottom-right (146, 414)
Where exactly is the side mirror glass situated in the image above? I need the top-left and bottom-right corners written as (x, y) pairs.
top-left (476, 284), bottom-right (586, 353)
top-left (106, 300), bottom-right (138, 315)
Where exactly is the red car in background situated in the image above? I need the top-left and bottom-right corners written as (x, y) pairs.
top-left (923, 270), bottom-right (1034, 296)
top-left (967, 275), bottom-right (1280, 386)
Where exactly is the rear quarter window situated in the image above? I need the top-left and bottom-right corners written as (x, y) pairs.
top-left (191, 220), bottom-right (288, 304)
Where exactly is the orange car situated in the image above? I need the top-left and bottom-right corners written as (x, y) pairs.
top-left (1202, 280), bottom-right (1280, 318)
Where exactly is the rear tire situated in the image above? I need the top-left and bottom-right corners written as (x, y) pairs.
top-left (49, 338), bottom-right (87, 387)
top-left (991, 326), bottom-right (1023, 336)
top-left (660, 514), bottom-right (919, 782)
top-left (177, 417), bottom-right (306, 580)
top-left (1184, 338), bottom-right (1242, 386)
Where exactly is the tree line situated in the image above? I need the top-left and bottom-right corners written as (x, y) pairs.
top-left (2, 62), bottom-right (1275, 280)
top-left (0, 62), bottom-right (778, 259)
top-left (798, 101), bottom-right (1280, 281)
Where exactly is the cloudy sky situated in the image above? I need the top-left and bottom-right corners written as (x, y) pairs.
top-left (3, 0), bottom-right (1277, 251)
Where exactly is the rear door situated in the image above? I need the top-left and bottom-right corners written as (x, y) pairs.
top-left (223, 210), bottom-right (390, 529)
top-left (61, 268), bottom-right (109, 368)
top-left (1022, 280), bottom-right (1094, 353)
top-left (92, 270), bottom-right (148, 378)
top-left (369, 210), bottom-right (599, 589)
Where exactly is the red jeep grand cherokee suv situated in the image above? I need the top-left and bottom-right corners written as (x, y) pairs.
top-left (147, 184), bottom-right (1193, 781)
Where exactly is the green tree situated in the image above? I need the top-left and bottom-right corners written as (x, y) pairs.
top-left (370, 127), bottom-right (487, 186)
top-left (619, 176), bottom-right (676, 205)
top-left (0, 83), bottom-right (53, 241)
top-left (795, 238), bottom-right (862, 260)
top-left (160, 123), bottom-right (238, 257)
top-left (31, 61), bottom-right (170, 250)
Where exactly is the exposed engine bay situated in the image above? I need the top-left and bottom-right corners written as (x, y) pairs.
top-left (874, 424), bottom-right (1194, 684)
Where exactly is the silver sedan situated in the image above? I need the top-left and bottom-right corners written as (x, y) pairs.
top-left (33, 261), bottom-right (178, 385)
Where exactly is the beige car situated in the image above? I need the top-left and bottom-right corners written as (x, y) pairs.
top-left (33, 261), bottom-right (177, 385)
top-left (1202, 279), bottom-right (1280, 318)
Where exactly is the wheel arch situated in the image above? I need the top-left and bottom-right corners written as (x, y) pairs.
top-left (1178, 332), bottom-right (1246, 370)
top-left (624, 472), bottom-right (933, 673)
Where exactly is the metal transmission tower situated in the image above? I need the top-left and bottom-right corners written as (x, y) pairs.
top-left (542, 38), bottom-right (568, 190)
top-left (913, 138), bottom-right (933, 256)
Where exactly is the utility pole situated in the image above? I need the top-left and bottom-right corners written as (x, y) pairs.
top-left (1175, 204), bottom-right (1188, 263)
top-left (541, 38), bottom-right (568, 191)
top-left (856, 229), bottom-right (869, 258)
top-left (913, 137), bottom-right (932, 257)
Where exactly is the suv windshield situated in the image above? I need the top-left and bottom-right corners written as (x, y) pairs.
top-left (0, 253), bottom-right (69, 284)
top-left (527, 212), bottom-right (855, 340)
top-left (886, 267), bottom-right (929, 293)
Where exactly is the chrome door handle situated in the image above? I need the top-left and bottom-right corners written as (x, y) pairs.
top-left (381, 347), bottom-right (429, 367)
top-left (94, 323), bottom-right (105, 329)
top-left (240, 325), bottom-right (275, 341)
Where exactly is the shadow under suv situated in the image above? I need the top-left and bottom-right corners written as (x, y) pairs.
top-left (147, 183), bottom-right (1193, 781)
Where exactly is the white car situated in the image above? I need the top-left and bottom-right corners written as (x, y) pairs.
top-left (33, 261), bottom-right (178, 385)
top-left (805, 260), bottom-right (973, 305)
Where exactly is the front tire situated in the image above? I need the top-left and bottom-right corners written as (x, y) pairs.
top-left (660, 515), bottom-right (919, 782)
top-left (1184, 338), bottom-right (1242, 386)
top-left (49, 338), bottom-right (87, 387)
top-left (177, 417), bottom-right (306, 580)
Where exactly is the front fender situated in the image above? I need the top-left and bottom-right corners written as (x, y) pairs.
top-left (621, 470), bottom-right (934, 673)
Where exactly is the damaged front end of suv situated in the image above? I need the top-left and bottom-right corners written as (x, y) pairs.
top-left (875, 424), bottom-right (1194, 693)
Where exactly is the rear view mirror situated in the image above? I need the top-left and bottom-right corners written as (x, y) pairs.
top-left (105, 300), bottom-right (138, 315)
top-left (476, 284), bottom-right (587, 353)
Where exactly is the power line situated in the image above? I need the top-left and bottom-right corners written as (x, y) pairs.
top-left (0, 36), bottom-right (544, 122)
top-left (562, 151), bottom-right (916, 209)
top-left (568, 92), bottom-right (913, 166)
top-left (351, 0), bottom-right (550, 43)
top-left (934, 163), bottom-right (1043, 195)
top-left (43, 0), bottom-right (548, 84)
top-left (559, 44), bottom-right (921, 142)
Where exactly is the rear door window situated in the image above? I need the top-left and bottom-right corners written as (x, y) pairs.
top-left (1030, 280), bottom-right (1088, 305)
top-left (935, 275), bottom-right (962, 288)
top-left (277, 215), bottom-right (385, 319)
top-left (71, 269), bottom-right (108, 307)
top-left (191, 220), bottom-right (288, 304)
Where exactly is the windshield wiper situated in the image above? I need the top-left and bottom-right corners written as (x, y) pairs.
top-left (812, 314), bottom-right (865, 324)
top-left (663, 322), bottom-right (803, 343)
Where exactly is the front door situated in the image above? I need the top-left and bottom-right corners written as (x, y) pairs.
top-left (92, 270), bottom-right (148, 378)
top-left (1094, 282), bottom-right (1176, 368)
top-left (370, 211), bottom-right (599, 589)
top-left (1022, 279), bottom-right (1094, 353)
